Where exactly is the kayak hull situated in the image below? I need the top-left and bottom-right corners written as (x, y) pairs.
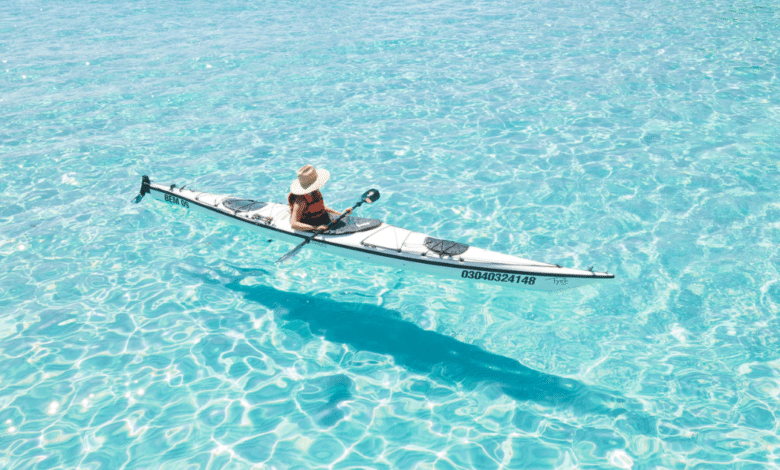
top-left (140, 178), bottom-right (614, 292)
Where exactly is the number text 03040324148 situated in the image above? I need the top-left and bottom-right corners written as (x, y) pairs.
top-left (164, 194), bottom-right (190, 208)
top-left (461, 270), bottom-right (536, 285)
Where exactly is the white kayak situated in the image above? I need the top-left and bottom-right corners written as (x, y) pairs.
top-left (135, 176), bottom-right (614, 292)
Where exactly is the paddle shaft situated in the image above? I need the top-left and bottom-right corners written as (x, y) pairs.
top-left (312, 200), bottom-right (362, 237)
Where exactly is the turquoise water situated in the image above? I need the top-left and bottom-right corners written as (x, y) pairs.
top-left (2, 0), bottom-right (779, 467)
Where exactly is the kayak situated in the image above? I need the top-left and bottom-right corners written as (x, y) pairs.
top-left (134, 176), bottom-right (614, 292)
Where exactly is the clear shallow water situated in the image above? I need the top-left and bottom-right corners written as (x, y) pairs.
top-left (1, 0), bottom-right (779, 468)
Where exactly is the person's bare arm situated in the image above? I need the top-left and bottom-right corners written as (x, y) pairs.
top-left (324, 205), bottom-right (352, 216)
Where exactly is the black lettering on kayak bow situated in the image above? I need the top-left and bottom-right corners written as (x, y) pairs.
top-left (164, 194), bottom-right (190, 208)
top-left (461, 270), bottom-right (535, 285)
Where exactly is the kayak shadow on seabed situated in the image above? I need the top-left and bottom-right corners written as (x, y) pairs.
top-left (209, 266), bottom-right (655, 436)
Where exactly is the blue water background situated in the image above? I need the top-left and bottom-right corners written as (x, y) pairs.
top-left (2, 0), bottom-right (779, 468)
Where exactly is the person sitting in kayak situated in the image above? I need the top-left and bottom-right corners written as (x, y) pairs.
top-left (288, 164), bottom-right (351, 232)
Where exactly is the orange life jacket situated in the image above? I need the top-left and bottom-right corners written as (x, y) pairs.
top-left (288, 190), bottom-right (328, 225)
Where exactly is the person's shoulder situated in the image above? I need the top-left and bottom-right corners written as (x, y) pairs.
top-left (288, 192), bottom-right (301, 204)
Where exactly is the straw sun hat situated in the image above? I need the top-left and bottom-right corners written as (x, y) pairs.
top-left (290, 164), bottom-right (330, 195)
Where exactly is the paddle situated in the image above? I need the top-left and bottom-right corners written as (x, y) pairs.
top-left (275, 189), bottom-right (381, 264)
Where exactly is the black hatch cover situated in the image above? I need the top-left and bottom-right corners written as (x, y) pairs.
top-left (424, 237), bottom-right (469, 256)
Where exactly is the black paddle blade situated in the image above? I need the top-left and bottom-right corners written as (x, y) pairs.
top-left (361, 189), bottom-right (380, 204)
